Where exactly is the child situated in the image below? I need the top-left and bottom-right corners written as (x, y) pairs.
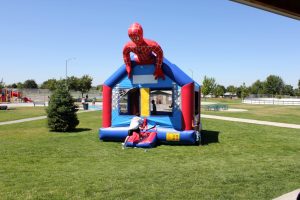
top-left (192, 112), bottom-right (200, 132)
top-left (122, 113), bottom-right (146, 148)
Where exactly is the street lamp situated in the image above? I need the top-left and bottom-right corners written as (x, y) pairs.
top-left (65, 57), bottom-right (76, 90)
top-left (188, 68), bottom-right (194, 80)
top-left (65, 57), bottom-right (76, 79)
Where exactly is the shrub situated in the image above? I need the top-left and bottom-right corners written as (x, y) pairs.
top-left (46, 83), bottom-right (79, 132)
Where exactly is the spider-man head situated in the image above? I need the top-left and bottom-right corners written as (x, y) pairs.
top-left (128, 23), bottom-right (144, 45)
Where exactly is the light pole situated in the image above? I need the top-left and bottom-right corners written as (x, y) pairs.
top-left (65, 57), bottom-right (76, 90)
top-left (65, 57), bottom-right (76, 79)
top-left (188, 68), bottom-right (194, 80)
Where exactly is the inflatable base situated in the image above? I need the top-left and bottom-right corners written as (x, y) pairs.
top-left (99, 127), bottom-right (198, 145)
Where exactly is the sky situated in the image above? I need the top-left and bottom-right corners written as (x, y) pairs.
top-left (0, 0), bottom-right (299, 87)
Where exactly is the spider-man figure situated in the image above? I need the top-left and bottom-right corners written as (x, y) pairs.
top-left (123, 23), bottom-right (165, 80)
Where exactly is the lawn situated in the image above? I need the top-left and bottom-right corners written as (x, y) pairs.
top-left (0, 111), bottom-right (299, 199)
top-left (0, 107), bottom-right (46, 122)
top-left (202, 99), bottom-right (300, 125)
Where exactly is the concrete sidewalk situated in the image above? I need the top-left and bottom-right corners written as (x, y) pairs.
top-left (273, 189), bottom-right (300, 200)
top-left (1, 113), bottom-right (300, 129)
top-left (202, 114), bottom-right (300, 129)
top-left (0, 110), bottom-right (95, 126)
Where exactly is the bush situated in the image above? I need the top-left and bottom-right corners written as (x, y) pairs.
top-left (46, 83), bottom-right (79, 132)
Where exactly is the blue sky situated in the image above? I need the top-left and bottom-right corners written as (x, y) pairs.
top-left (0, 0), bottom-right (299, 87)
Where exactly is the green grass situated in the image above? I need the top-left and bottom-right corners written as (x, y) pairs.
top-left (0, 107), bottom-right (46, 122)
top-left (202, 99), bottom-right (300, 125)
top-left (0, 111), bottom-right (299, 199)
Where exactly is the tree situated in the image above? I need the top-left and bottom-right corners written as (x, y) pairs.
top-left (6, 83), bottom-right (18, 88)
top-left (250, 80), bottom-right (265, 95)
top-left (264, 75), bottom-right (284, 96)
top-left (78, 75), bottom-right (93, 97)
top-left (96, 84), bottom-right (103, 92)
top-left (0, 79), bottom-right (5, 88)
top-left (67, 76), bottom-right (80, 91)
top-left (238, 83), bottom-right (249, 99)
top-left (240, 83), bottom-right (250, 99)
top-left (283, 85), bottom-right (294, 96)
top-left (16, 82), bottom-right (24, 89)
top-left (10, 83), bottom-right (18, 88)
top-left (226, 85), bottom-right (237, 93)
top-left (202, 76), bottom-right (216, 98)
top-left (213, 85), bottom-right (225, 97)
top-left (294, 79), bottom-right (300, 96)
top-left (46, 82), bottom-right (79, 132)
top-left (23, 79), bottom-right (38, 89)
top-left (40, 79), bottom-right (58, 91)
top-left (294, 89), bottom-right (300, 96)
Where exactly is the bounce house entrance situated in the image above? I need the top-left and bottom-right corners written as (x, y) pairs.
top-left (128, 88), bottom-right (140, 115)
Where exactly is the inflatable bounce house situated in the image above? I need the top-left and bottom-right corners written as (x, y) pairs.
top-left (99, 23), bottom-right (201, 148)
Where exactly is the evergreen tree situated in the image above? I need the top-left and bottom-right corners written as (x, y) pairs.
top-left (46, 83), bottom-right (79, 132)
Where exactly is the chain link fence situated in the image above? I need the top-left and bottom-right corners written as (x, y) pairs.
top-left (19, 89), bottom-right (102, 103)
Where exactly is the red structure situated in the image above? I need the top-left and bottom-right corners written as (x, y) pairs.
top-left (102, 85), bottom-right (112, 128)
top-left (123, 23), bottom-right (164, 80)
top-left (0, 89), bottom-right (23, 103)
top-left (181, 82), bottom-right (195, 130)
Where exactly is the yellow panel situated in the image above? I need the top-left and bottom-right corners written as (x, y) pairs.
top-left (140, 88), bottom-right (150, 117)
top-left (166, 132), bottom-right (180, 141)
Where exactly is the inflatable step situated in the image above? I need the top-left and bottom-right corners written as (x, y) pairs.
top-left (125, 131), bottom-right (157, 148)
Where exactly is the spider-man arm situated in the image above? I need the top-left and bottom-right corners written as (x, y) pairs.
top-left (152, 44), bottom-right (165, 80)
top-left (123, 44), bottom-right (133, 77)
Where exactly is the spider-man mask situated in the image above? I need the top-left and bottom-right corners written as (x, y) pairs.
top-left (128, 23), bottom-right (144, 45)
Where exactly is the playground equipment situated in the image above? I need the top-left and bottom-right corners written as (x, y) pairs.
top-left (0, 88), bottom-right (32, 103)
top-left (99, 23), bottom-right (201, 148)
top-left (0, 88), bottom-right (21, 103)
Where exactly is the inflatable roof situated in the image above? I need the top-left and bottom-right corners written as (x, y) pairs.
top-left (105, 58), bottom-right (199, 88)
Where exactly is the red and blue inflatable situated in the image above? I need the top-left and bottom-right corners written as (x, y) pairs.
top-left (99, 23), bottom-right (201, 148)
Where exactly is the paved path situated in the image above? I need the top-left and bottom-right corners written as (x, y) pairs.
top-left (273, 189), bottom-right (300, 200)
top-left (0, 116), bottom-right (47, 126)
top-left (202, 114), bottom-right (300, 129)
top-left (1, 112), bottom-right (300, 129)
top-left (0, 110), bottom-right (95, 126)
